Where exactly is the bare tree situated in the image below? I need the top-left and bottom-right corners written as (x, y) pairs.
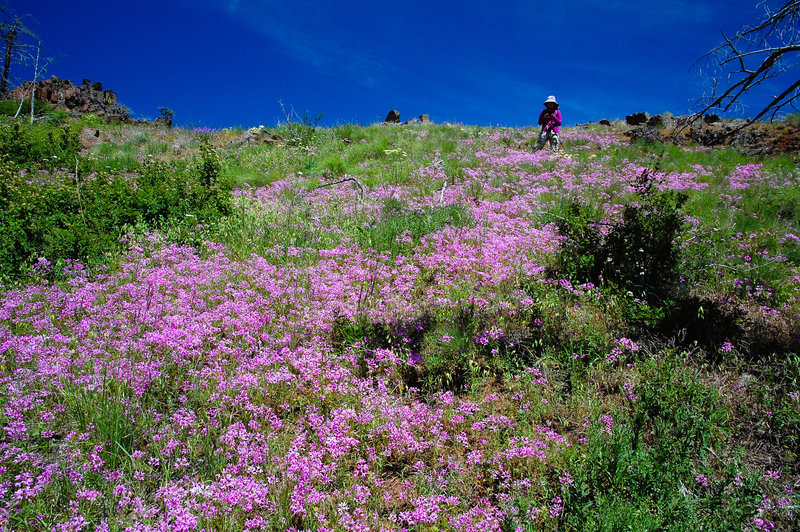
top-left (0, 4), bottom-right (35, 94)
top-left (16, 39), bottom-right (53, 124)
top-left (695, 0), bottom-right (800, 123)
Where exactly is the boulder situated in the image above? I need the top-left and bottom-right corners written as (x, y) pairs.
top-left (675, 115), bottom-right (705, 129)
top-left (647, 115), bottom-right (678, 129)
top-left (154, 115), bottom-right (172, 129)
top-left (599, 119), bottom-right (612, 126)
top-left (626, 126), bottom-right (663, 144)
top-left (384, 110), bottom-right (400, 123)
top-left (688, 126), bottom-right (726, 146)
top-left (625, 112), bottom-right (648, 126)
top-left (232, 127), bottom-right (283, 146)
top-left (403, 114), bottom-right (431, 125)
top-left (730, 129), bottom-right (771, 155)
top-left (79, 126), bottom-right (102, 149)
top-left (724, 119), bottom-right (748, 131)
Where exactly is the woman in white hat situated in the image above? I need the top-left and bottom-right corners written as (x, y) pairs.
top-left (535, 95), bottom-right (562, 151)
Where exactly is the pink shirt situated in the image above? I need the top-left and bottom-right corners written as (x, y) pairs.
top-left (538, 108), bottom-right (562, 133)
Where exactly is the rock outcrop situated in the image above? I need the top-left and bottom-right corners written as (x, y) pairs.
top-left (8, 76), bottom-right (131, 121)
top-left (384, 110), bottom-right (400, 124)
top-left (384, 110), bottom-right (431, 125)
top-left (625, 112), bottom-right (648, 126)
top-left (618, 110), bottom-right (797, 155)
top-left (404, 114), bottom-right (430, 125)
top-left (231, 126), bottom-right (283, 146)
top-left (626, 126), bottom-right (664, 144)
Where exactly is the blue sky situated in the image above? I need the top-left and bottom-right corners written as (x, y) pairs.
top-left (5, 0), bottom-right (778, 128)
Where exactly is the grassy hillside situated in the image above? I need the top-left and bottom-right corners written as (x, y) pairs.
top-left (1, 115), bottom-right (799, 530)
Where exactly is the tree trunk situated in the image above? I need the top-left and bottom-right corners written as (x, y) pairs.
top-left (1, 19), bottom-right (19, 94)
top-left (29, 41), bottom-right (39, 124)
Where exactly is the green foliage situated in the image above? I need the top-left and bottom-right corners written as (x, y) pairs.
top-left (603, 185), bottom-right (687, 302)
top-left (315, 152), bottom-right (348, 177)
top-left (277, 103), bottom-right (323, 147)
top-left (60, 382), bottom-right (137, 470)
top-left (0, 99), bottom-right (55, 117)
top-left (555, 200), bottom-right (605, 284)
top-left (556, 169), bottom-right (687, 304)
top-left (786, 111), bottom-right (800, 128)
top-left (356, 201), bottom-right (472, 256)
top-left (0, 139), bottom-right (233, 281)
top-left (334, 123), bottom-right (368, 143)
top-left (0, 120), bottom-right (81, 169)
top-left (562, 353), bottom-right (755, 529)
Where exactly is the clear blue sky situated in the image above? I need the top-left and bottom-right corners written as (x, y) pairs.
top-left (5, 0), bottom-right (779, 128)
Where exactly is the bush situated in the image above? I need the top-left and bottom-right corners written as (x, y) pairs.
top-left (602, 175), bottom-right (687, 302)
top-left (277, 104), bottom-right (323, 147)
top-left (556, 169), bottom-right (687, 304)
top-left (0, 120), bottom-right (81, 169)
top-left (0, 138), bottom-right (233, 281)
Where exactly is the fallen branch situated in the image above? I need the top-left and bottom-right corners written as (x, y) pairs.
top-left (292, 175), bottom-right (365, 205)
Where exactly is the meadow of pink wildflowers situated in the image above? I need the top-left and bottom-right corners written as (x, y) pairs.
top-left (1, 124), bottom-right (798, 530)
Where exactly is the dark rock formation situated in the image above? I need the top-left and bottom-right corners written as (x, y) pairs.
top-left (625, 112), bottom-right (648, 126)
top-left (729, 129), bottom-right (771, 155)
top-left (8, 76), bottom-right (131, 121)
top-left (384, 110), bottom-right (400, 123)
top-left (599, 119), bottom-right (612, 126)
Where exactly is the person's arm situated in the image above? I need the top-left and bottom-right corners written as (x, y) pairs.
top-left (538, 110), bottom-right (548, 126)
top-left (553, 109), bottom-right (562, 127)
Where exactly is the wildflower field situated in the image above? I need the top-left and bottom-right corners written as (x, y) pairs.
top-left (1, 118), bottom-right (799, 530)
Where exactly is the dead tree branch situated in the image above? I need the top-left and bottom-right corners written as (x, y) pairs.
top-left (693, 0), bottom-right (800, 122)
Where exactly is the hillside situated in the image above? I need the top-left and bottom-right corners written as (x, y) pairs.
top-left (1, 114), bottom-right (799, 530)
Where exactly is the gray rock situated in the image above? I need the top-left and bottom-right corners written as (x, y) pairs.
top-left (403, 114), bottom-right (432, 125)
top-left (730, 129), bottom-right (772, 155)
top-left (724, 119), bottom-right (748, 131)
top-left (79, 126), bottom-right (102, 149)
top-left (647, 115), bottom-right (678, 129)
top-left (154, 115), bottom-right (172, 129)
top-left (232, 127), bottom-right (283, 146)
top-left (627, 126), bottom-right (663, 144)
top-left (675, 115), bottom-right (705, 129)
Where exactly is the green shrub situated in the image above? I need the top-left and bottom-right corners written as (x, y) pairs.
top-left (556, 169), bottom-right (687, 304)
top-left (0, 121), bottom-right (81, 169)
top-left (277, 105), bottom-right (323, 147)
top-left (0, 99), bottom-right (55, 117)
top-left (0, 138), bottom-right (233, 281)
top-left (563, 354), bottom-right (739, 529)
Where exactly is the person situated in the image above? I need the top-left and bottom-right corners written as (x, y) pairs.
top-left (534, 95), bottom-right (562, 151)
